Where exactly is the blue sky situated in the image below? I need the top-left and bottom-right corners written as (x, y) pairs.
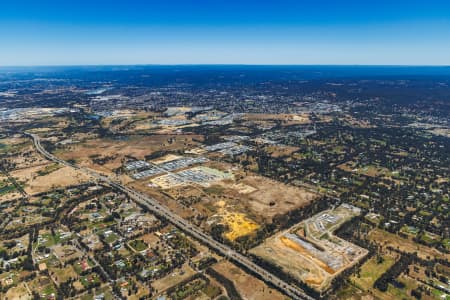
top-left (1, 0), bottom-right (450, 65)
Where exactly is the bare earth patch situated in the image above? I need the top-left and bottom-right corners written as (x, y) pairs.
top-left (56, 135), bottom-right (203, 175)
top-left (3, 282), bottom-right (32, 300)
top-left (264, 145), bottom-right (300, 158)
top-left (10, 164), bottom-right (92, 194)
top-left (242, 175), bottom-right (318, 219)
top-left (213, 260), bottom-right (285, 300)
top-left (151, 262), bottom-right (197, 293)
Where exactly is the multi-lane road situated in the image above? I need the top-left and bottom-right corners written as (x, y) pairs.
top-left (27, 133), bottom-right (316, 300)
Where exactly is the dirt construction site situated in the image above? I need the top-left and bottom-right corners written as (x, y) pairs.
top-left (250, 204), bottom-right (369, 292)
top-left (210, 200), bottom-right (260, 241)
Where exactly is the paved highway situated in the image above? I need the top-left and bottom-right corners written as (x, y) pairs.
top-left (27, 133), bottom-right (315, 300)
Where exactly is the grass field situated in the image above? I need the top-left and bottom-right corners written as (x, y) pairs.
top-left (36, 232), bottom-right (63, 248)
top-left (386, 275), bottom-right (418, 299)
top-left (351, 255), bottom-right (397, 290)
top-left (442, 239), bottom-right (450, 251)
top-left (368, 228), bottom-right (450, 261)
top-left (80, 273), bottom-right (101, 288)
top-left (103, 232), bottom-right (120, 244)
top-left (51, 265), bottom-right (78, 284)
top-left (36, 163), bottom-right (62, 176)
top-left (0, 183), bottom-right (16, 195)
top-left (3, 282), bottom-right (31, 299)
top-left (400, 225), bottom-right (419, 237)
top-left (129, 239), bottom-right (148, 252)
top-left (11, 164), bottom-right (91, 194)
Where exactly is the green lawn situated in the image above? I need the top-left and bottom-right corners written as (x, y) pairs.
top-left (0, 179), bottom-right (10, 188)
top-left (0, 143), bottom-right (10, 153)
top-left (204, 185), bottom-right (225, 195)
top-left (400, 225), bottom-right (419, 237)
top-left (431, 287), bottom-right (450, 300)
top-left (89, 220), bottom-right (116, 230)
top-left (0, 184), bottom-right (16, 195)
top-left (41, 284), bottom-right (57, 299)
top-left (351, 255), bottom-right (397, 290)
top-left (40, 255), bottom-right (60, 268)
top-left (80, 273), bottom-right (101, 288)
top-left (104, 232), bottom-right (119, 244)
top-left (0, 179), bottom-right (16, 195)
top-left (51, 265), bottom-right (77, 283)
top-left (35, 233), bottom-right (61, 248)
top-left (171, 279), bottom-right (207, 300)
top-left (418, 210), bottom-right (432, 217)
top-left (386, 276), bottom-right (418, 300)
top-left (419, 231), bottom-right (441, 246)
top-left (129, 239), bottom-right (148, 252)
top-left (442, 239), bottom-right (450, 251)
top-left (36, 163), bottom-right (62, 176)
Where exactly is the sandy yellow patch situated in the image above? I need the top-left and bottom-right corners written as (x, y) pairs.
top-left (223, 212), bottom-right (260, 241)
top-left (214, 201), bottom-right (260, 241)
top-left (151, 154), bottom-right (182, 165)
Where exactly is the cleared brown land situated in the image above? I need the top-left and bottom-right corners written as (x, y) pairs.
top-left (2, 282), bottom-right (31, 300)
top-left (0, 136), bottom-right (28, 145)
top-left (57, 134), bottom-right (203, 175)
top-left (212, 261), bottom-right (286, 300)
top-left (129, 180), bottom-right (196, 220)
top-left (264, 145), bottom-right (300, 158)
top-left (243, 113), bottom-right (311, 125)
top-left (2, 143), bottom-right (49, 170)
top-left (0, 175), bottom-right (22, 203)
top-left (241, 175), bottom-right (318, 219)
top-left (337, 161), bottom-right (392, 178)
top-left (163, 185), bottom-right (204, 201)
top-left (151, 263), bottom-right (197, 293)
top-left (50, 265), bottom-right (78, 284)
top-left (10, 164), bottom-right (92, 194)
top-left (368, 228), bottom-right (450, 261)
